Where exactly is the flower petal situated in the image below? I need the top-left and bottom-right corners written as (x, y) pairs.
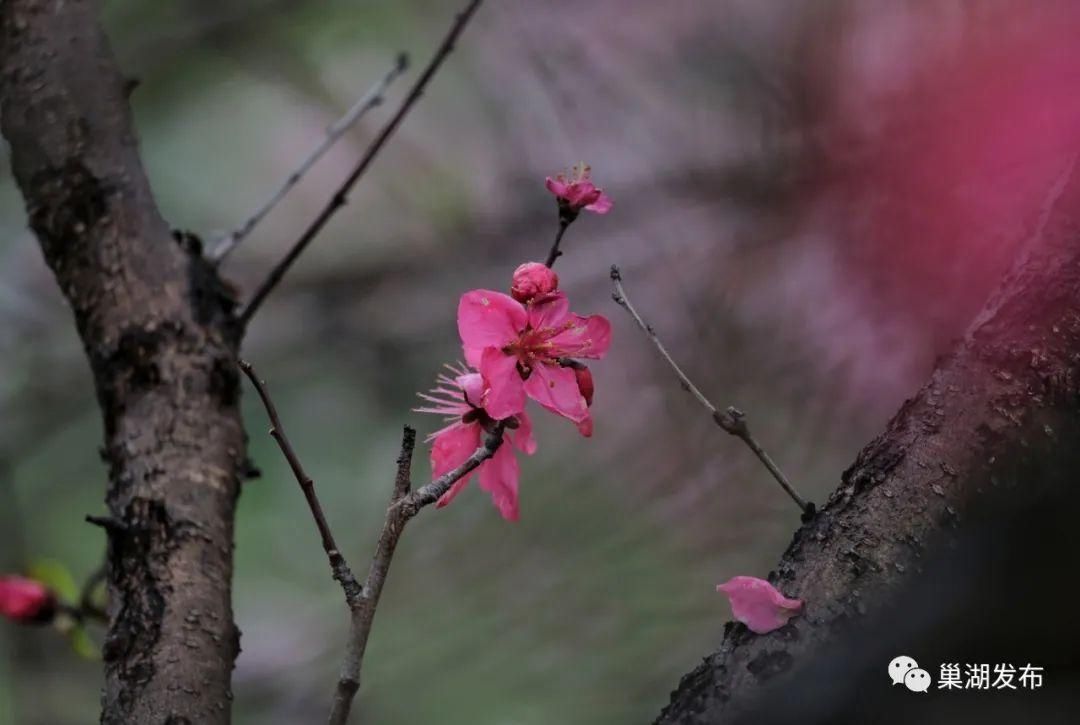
top-left (548, 313), bottom-right (612, 359)
top-left (585, 192), bottom-right (613, 214)
top-left (479, 347), bottom-right (527, 419)
top-left (565, 181), bottom-right (599, 208)
top-left (523, 363), bottom-right (589, 423)
top-left (430, 422), bottom-right (481, 508)
top-left (456, 372), bottom-right (486, 409)
top-left (545, 176), bottom-right (569, 198)
top-left (527, 291), bottom-right (571, 331)
top-left (716, 576), bottom-right (803, 634)
top-left (458, 290), bottom-right (527, 366)
top-left (478, 443), bottom-right (520, 522)
top-left (512, 411), bottom-right (538, 455)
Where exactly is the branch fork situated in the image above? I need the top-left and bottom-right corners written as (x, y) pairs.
top-left (240, 360), bottom-right (506, 724)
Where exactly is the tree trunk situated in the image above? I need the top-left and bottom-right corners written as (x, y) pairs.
top-left (1, 2), bottom-right (246, 722)
top-left (656, 160), bottom-right (1080, 723)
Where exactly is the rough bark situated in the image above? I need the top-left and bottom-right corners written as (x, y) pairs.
top-left (1, 2), bottom-right (246, 723)
top-left (656, 162), bottom-right (1080, 723)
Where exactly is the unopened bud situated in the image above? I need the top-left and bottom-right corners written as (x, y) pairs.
top-left (573, 366), bottom-right (595, 407)
top-left (0, 576), bottom-right (56, 625)
top-left (510, 262), bottom-right (559, 303)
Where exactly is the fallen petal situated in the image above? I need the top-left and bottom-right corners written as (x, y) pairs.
top-left (716, 576), bottom-right (803, 634)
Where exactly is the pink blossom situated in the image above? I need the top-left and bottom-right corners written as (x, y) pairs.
top-left (545, 163), bottom-right (613, 215)
top-left (415, 364), bottom-right (536, 521)
top-left (510, 262), bottom-right (560, 303)
top-left (457, 290), bottom-right (611, 425)
top-left (0, 575), bottom-right (55, 624)
top-left (716, 576), bottom-right (803, 634)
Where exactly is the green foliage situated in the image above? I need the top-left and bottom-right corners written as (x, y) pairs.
top-left (25, 559), bottom-right (77, 603)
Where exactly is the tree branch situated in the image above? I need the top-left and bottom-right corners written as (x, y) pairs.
top-left (239, 0), bottom-right (485, 327)
top-left (544, 219), bottom-right (571, 268)
top-left (2, 2), bottom-right (247, 721)
top-left (239, 360), bottom-right (362, 600)
top-left (609, 265), bottom-right (812, 517)
top-left (209, 54), bottom-right (410, 264)
top-left (656, 158), bottom-right (1080, 723)
top-left (239, 360), bottom-right (505, 724)
top-left (329, 420), bottom-right (505, 725)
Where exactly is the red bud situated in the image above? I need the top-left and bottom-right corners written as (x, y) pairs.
top-left (0, 575), bottom-right (56, 625)
top-left (510, 262), bottom-right (559, 303)
top-left (573, 366), bottom-right (595, 406)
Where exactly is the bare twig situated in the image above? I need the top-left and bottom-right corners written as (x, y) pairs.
top-left (239, 360), bottom-right (363, 599)
top-left (325, 426), bottom-right (415, 724)
top-left (84, 514), bottom-right (128, 533)
top-left (50, 563), bottom-right (108, 625)
top-left (239, 0), bottom-right (486, 326)
top-left (209, 55), bottom-right (410, 264)
top-left (328, 421), bottom-right (506, 725)
top-left (239, 359), bottom-right (505, 723)
top-left (544, 219), bottom-right (570, 268)
top-left (609, 265), bottom-right (814, 518)
top-left (77, 563), bottom-right (107, 623)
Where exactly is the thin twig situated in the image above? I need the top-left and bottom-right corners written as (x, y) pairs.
top-left (239, 0), bottom-right (485, 327)
top-left (54, 563), bottom-right (109, 624)
top-left (609, 265), bottom-right (814, 518)
top-left (328, 421), bottom-right (505, 725)
top-left (77, 563), bottom-right (107, 623)
top-left (543, 219), bottom-right (570, 268)
top-left (239, 360), bottom-right (363, 598)
top-left (85, 514), bottom-right (128, 533)
top-left (239, 359), bottom-right (504, 723)
top-left (209, 55), bottom-right (410, 264)
top-left (391, 427), bottom-right (415, 500)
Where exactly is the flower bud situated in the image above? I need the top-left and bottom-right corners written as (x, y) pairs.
top-left (573, 366), bottom-right (595, 407)
top-left (510, 262), bottom-right (559, 303)
top-left (0, 575), bottom-right (56, 625)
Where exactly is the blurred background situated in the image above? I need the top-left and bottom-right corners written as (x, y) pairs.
top-left (2, 0), bottom-right (1079, 722)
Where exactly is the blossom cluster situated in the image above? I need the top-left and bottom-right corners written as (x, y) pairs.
top-left (415, 168), bottom-right (613, 521)
top-left (413, 168), bottom-right (805, 639)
